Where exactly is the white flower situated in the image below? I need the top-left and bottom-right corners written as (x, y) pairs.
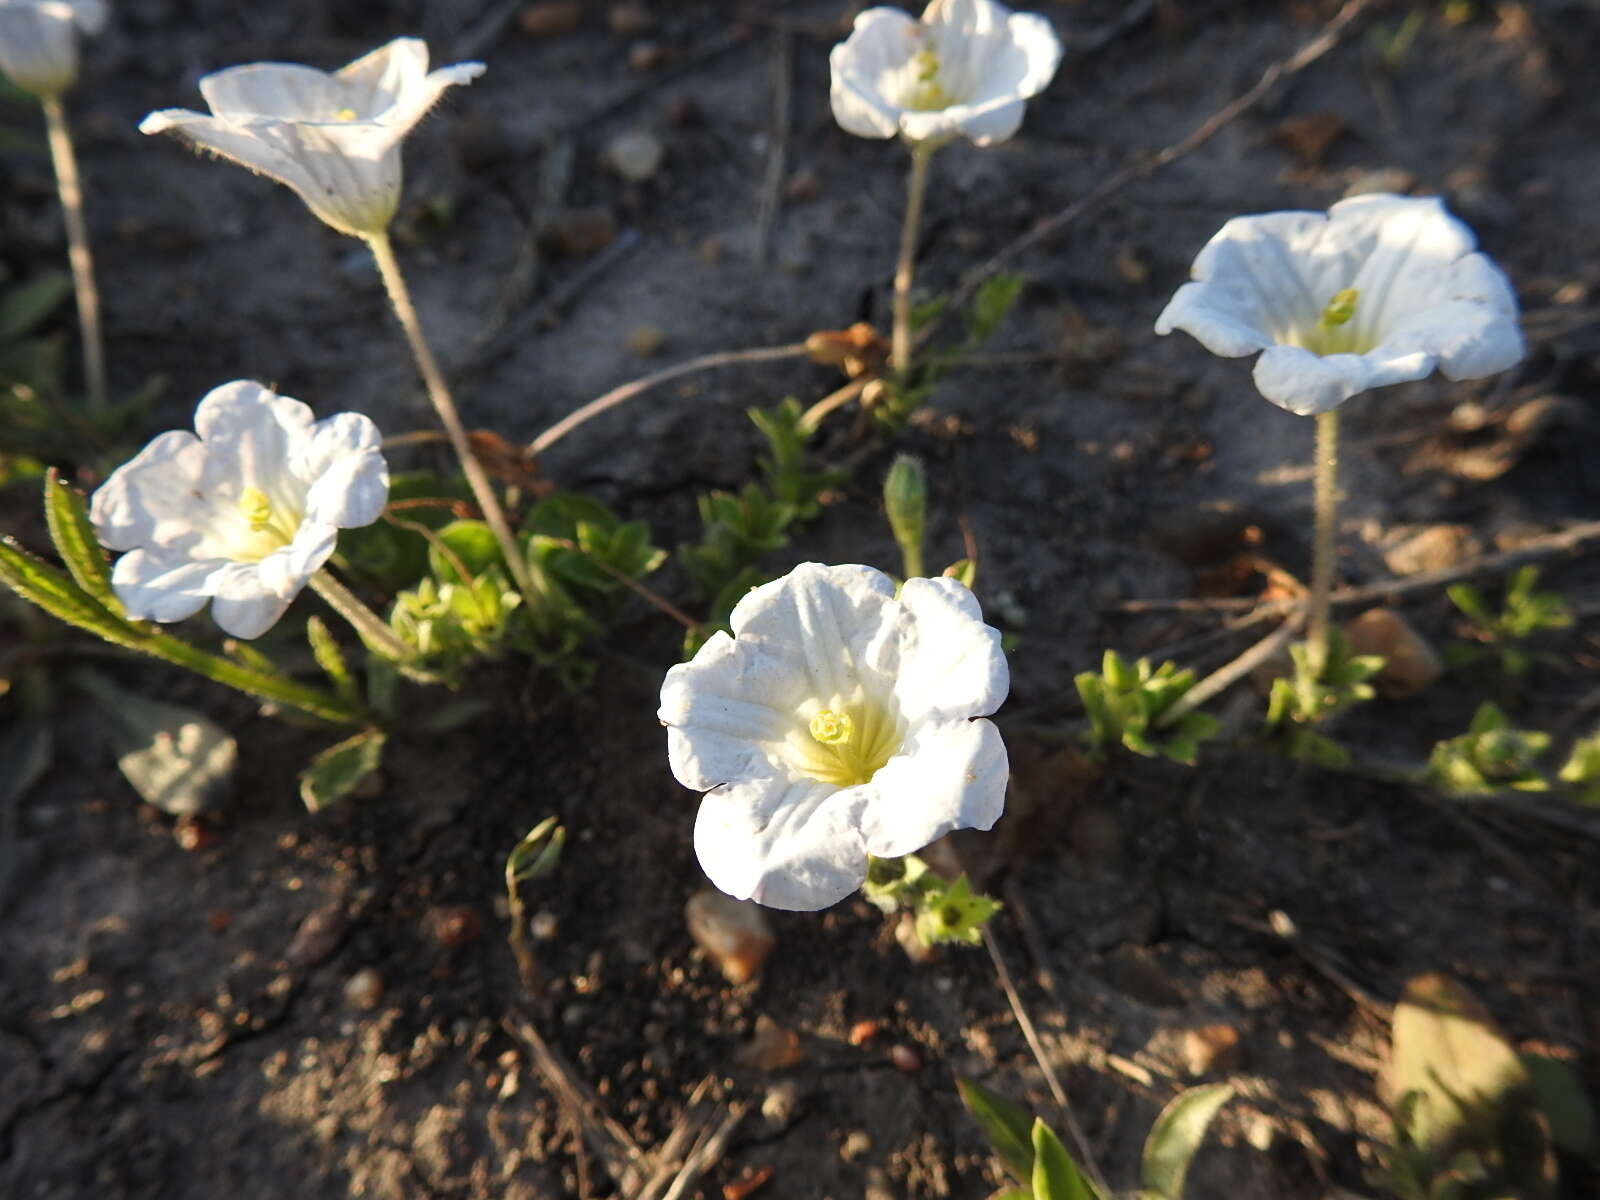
top-left (660, 562), bottom-right (1010, 911)
top-left (0, 0), bottom-right (106, 98)
top-left (1155, 194), bottom-right (1525, 417)
top-left (830, 0), bottom-right (1062, 148)
top-left (138, 37), bottom-right (484, 237)
top-left (90, 380), bottom-right (389, 639)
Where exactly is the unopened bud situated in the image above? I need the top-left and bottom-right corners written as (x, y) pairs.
top-left (883, 455), bottom-right (927, 578)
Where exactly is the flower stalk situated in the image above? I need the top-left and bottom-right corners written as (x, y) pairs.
top-left (40, 95), bottom-right (106, 413)
top-left (891, 145), bottom-right (935, 377)
top-left (307, 569), bottom-right (413, 662)
top-left (1307, 408), bottom-right (1340, 674)
top-left (364, 231), bottom-right (536, 608)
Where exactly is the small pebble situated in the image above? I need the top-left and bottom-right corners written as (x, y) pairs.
top-left (783, 169), bottom-right (822, 203)
top-left (424, 905), bottom-right (483, 948)
top-left (888, 1043), bottom-right (922, 1073)
top-left (286, 903), bottom-right (347, 967)
top-left (848, 1019), bottom-right (881, 1046)
top-left (626, 324), bottom-right (665, 357)
top-left (628, 41), bottom-right (672, 72)
top-left (894, 912), bottom-right (935, 964)
top-left (760, 1079), bottom-right (802, 1131)
top-left (540, 208), bottom-right (617, 258)
top-left (344, 967), bottom-right (384, 1010)
top-left (1181, 1023), bottom-right (1242, 1076)
top-left (840, 1130), bottom-right (872, 1162)
top-left (738, 1015), bottom-right (805, 1070)
top-left (607, 2), bottom-right (653, 35)
top-left (685, 890), bottom-right (775, 983)
top-left (603, 129), bottom-right (665, 183)
top-left (530, 911), bottom-right (559, 940)
top-left (518, 2), bottom-right (583, 36)
top-left (1342, 608), bottom-right (1443, 700)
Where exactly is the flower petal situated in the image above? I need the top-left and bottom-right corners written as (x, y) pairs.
top-left (332, 37), bottom-right (429, 115)
top-left (891, 576), bottom-right (1008, 723)
top-left (1252, 344), bottom-right (1431, 416)
top-left (0, 4), bottom-right (78, 96)
top-left (295, 412), bottom-right (389, 528)
top-left (377, 60), bottom-right (486, 140)
top-left (857, 716), bottom-right (1007, 857)
top-left (661, 632), bottom-right (803, 790)
top-left (694, 774), bottom-right (870, 910)
top-left (194, 380), bottom-right (315, 504)
top-left (90, 428), bottom-right (210, 552)
top-left (829, 7), bottom-right (919, 139)
top-left (198, 62), bottom-right (345, 121)
top-left (205, 559), bottom-right (301, 639)
top-left (110, 547), bottom-right (225, 624)
top-left (65, 0), bottom-right (106, 35)
top-left (728, 563), bottom-right (899, 703)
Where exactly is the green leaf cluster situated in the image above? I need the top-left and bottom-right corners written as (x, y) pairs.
top-left (1075, 650), bottom-right (1220, 765)
top-left (1264, 630), bottom-right (1383, 766)
top-left (679, 398), bottom-right (842, 653)
top-left (1447, 566), bottom-right (1572, 678)
top-left (1557, 728), bottom-right (1600, 805)
top-left (958, 1076), bottom-right (1232, 1200)
top-left (1425, 702), bottom-right (1550, 795)
top-left (388, 491), bottom-right (665, 688)
top-left (862, 854), bottom-right (1001, 947)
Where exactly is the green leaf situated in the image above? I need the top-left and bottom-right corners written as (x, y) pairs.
top-left (1139, 1083), bottom-right (1234, 1200)
top-left (298, 728), bottom-right (386, 812)
top-left (43, 472), bottom-right (117, 608)
top-left (0, 272), bottom-right (71, 342)
top-left (967, 272), bottom-right (1025, 346)
top-left (957, 1077), bottom-right (1037, 1184)
top-left (431, 519), bottom-right (502, 582)
top-left (0, 535), bottom-right (140, 643)
top-left (1520, 1053), bottom-right (1599, 1160)
top-left (306, 616), bottom-right (362, 709)
top-left (506, 816), bottom-right (566, 886)
top-left (1032, 1119), bottom-right (1095, 1200)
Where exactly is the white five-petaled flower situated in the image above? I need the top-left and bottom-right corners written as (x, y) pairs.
top-left (660, 562), bottom-right (1010, 911)
top-left (139, 37), bottom-right (483, 237)
top-left (1155, 193), bottom-right (1525, 417)
top-left (90, 381), bottom-right (389, 640)
top-left (0, 0), bottom-right (105, 98)
top-left (830, 0), bottom-right (1062, 148)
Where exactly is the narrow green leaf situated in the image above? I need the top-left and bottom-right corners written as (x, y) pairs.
top-left (306, 615), bottom-right (361, 708)
top-left (299, 728), bottom-right (386, 812)
top-left (957, 1077), bottom-right (1037, 1184)
top-left (0, 272), bottom-right (72, 341)
top-left (43, 469), bottom-right (117, 609)
top-left (0, 536), bottom-right (137, 642)
top-left (1032, 1119), bottom-right (1095, 1200)
top-left (1139, 1083), bottom-right (1234, 1200)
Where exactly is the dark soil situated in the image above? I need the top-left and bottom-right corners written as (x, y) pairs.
top-left (3, 1), bottom-right (1599, 1197)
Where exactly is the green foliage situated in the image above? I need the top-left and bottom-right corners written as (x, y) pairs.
top-left (862, 854), bottom-right (1001, 947)
top-left (506, 815), bottom-right (566, 891)
top-left (306, 615), bottom-right (362, 710)
top-left (1032, 1119), bottom-right (1097, 1200)
top-left (957, 1078), bottom-right (1038, 1185)
top-left (1447, 567), bottom-right (1572, 679)
top-left (1519, 1053), bottom-right (1599, 1161)
top-left (1425, 702), bottom-right (1550, 795)
top-left (1075, 650), bottom-right (1220, 765)
top-left (883, 453), bottom-right (927, 579)
top-left (298, 728), bottom-right (386, 812)
top-left (337, 471), bottom-right (472, 591)
top-left (0, 478), bottom-right (359, 725)
top-left (679, 399), bottom-right (842, 653)
top-left (1379, 973), bottom-right (1557, 1200)
top-left (388, 492), bottom-right (666, 687)
top-left (1138, 1084), bottom-right (1234, 1200)
top-left (1264, 631), bottom-right (1384, 766)
top-left (1557, 728), bottom-right (1600, 805)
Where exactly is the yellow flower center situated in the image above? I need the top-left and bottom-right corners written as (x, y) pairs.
top-left (904, 48), bottom-right (956, 111)
top-left (235, 486), bottom-right (300, 558)
top-left (335, 107), bottom-right (359, 122)
top-left (785, 697), bottom-right (902, 787)
top-left (1294, 287), bottom-right (1373, 356)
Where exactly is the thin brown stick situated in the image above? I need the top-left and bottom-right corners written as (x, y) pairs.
top-left (754, 27), bottom-right (792, 264)
top-left (1158, 608), bottom-right (1306, 728)
top-left (545, 537), bottom-right (698, 631)
top-left (41, 96), bottom-right (106, 413)
top-left (917, 0), bottom-right (1382, 352)
top-left (530, 343), bottom-right (811, 455)
top-left (797, 376), bottom-right (869, 435)
top-left (893, 146), bottom-right (935, 374)
top-left (982, 924), bottom-right (1110, 1199)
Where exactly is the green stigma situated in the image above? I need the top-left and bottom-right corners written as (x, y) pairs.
top-left (905, 48), bottom-right (955, 111)
top-left (810, 709), bottom-right (855, 746)
top-left (236, 486), bottom-right (299, 554)
top-left (1319, 288), bottom-right (1359, 328)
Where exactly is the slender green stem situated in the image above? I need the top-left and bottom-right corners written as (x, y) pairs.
top-left (891, 146), bottom-right (935, 377)
top-left (1307, 408), bottom-right (1341, 674)
top-left (308, 569), bottom-right (413, 662)
top-left (41, 96), bottom-right (106, 414)
top-left (364, 232), bottom-right (536, 608)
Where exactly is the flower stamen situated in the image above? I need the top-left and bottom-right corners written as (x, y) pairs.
top-left (786, 697), bottom-right (902, 787)
top-left (237, 486), bottom-right (299, 549)
top-left (810, 709), bottom-right (855, 745)
top-left (1319, 287), bottom-right (1359, 329)
top-left (334, 107), bottom-right (358, 121)
top-left (904, 48), bottom-right (956, 111)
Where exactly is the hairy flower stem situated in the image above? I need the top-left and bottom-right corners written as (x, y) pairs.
top-left (365, 232), bottom-right (535, 607)
top-left (891, 145), bottom-right (935, 377)
top-left (41, 96), bottom-right (106, 414)
top-left (1307, 408), bottom-right (1341, 675)
top-left (309, 569), bottom-right (414, 662)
